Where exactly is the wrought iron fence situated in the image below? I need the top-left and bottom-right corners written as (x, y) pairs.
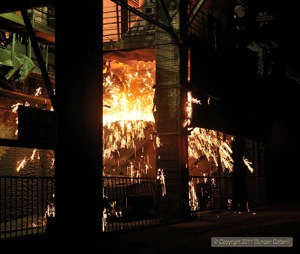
top-left (102, 176), bottom-right (161, 232)
top-left (0, 176), bottom-right (55, 239)
top-left (1, 174), bottom-right (266, 238)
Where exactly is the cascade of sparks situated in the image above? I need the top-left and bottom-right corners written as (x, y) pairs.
top-left (188, 128), bottom-right (234, 172)
top-left (103, 60), bottom-right (236, 173)
top-left (103, 61), bottom-right (157, 160)
top-left (16, 148), bottom-right (39, 172)
top-left (11, 60), bottom-right (249, 175)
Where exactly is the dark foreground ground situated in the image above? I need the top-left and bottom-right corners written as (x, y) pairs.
top-left (2, 202), bottom-right (300, 254)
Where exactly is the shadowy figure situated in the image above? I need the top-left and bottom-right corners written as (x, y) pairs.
top-left (196, 177), bottom-right (211, 210)
top-left (231, 136), bottom-right (249, 211)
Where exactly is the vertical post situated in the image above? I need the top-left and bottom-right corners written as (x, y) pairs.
top-left (45, 44), bottom-right (49, 71)
top-left (54, 1), bottom-right (103, 240)
top-left (154, 1), bottom-right (190, 220)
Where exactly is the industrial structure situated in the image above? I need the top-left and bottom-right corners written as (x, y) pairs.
top-left (0, 0), bottom-right (299, 241)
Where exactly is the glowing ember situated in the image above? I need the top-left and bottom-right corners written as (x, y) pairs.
top-left (189, 179), bottom-right (199, 211)
top-left (16, 148), bottom-right (39, 172)
top-left (16, 158), bottom-right (26, 172)
top-left (243, 156), bottom-right (254, 173)
top-left (183, 91), bottom-right (196, 128)
top-left (157, 168), bottom-right (166, 196)
top-left (35, 87), bottom-right (42, 96)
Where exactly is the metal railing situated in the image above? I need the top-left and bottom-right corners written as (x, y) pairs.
top-left (0, 176), bottom-right (55, 239)
top-left (1, 174), bottom-right (266, 238)
top-left (27, 6), bottom-right (55, 29)
top-left (189, 175), bottom-right (267, 213)
top-left (103, 176), bottom-right (161, 232)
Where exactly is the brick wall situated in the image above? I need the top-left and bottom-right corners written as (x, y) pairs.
top-left (154, 1), bottom-right (190, 220)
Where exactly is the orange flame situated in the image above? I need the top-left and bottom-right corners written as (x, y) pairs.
top-left (103, 61), bottom-right (156, 160)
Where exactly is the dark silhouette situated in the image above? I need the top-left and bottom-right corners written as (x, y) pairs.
top-left (196, 179), bottom-right (211, 210)
top-left (231, 136), bottom-right (248, 211)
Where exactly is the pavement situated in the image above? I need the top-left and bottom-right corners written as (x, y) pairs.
top-left (2, 202), bottom-right (300, 253)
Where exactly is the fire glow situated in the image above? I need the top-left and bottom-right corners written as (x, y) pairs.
top-left (188, 128), bottom-right (235, 172)
top-left (12, 60), bottom-right (252, 176)
top-left (102, 60), bottom-right (236, 174)
top-left (103, 61), bottom-right (157, 160)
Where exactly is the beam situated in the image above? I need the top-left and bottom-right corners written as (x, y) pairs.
top-left (111, 0), bottom-right (180, 43)
top-left (0, 0), bottom-right (54, 14)
top-left (186, 0), bottom-right (206, 28)
top-left (158, 0), bottom-right (172, 24)
top-left (0, 138), bottom-right (55, 150)
top-left (21, 9), bottom-right (56, 110)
